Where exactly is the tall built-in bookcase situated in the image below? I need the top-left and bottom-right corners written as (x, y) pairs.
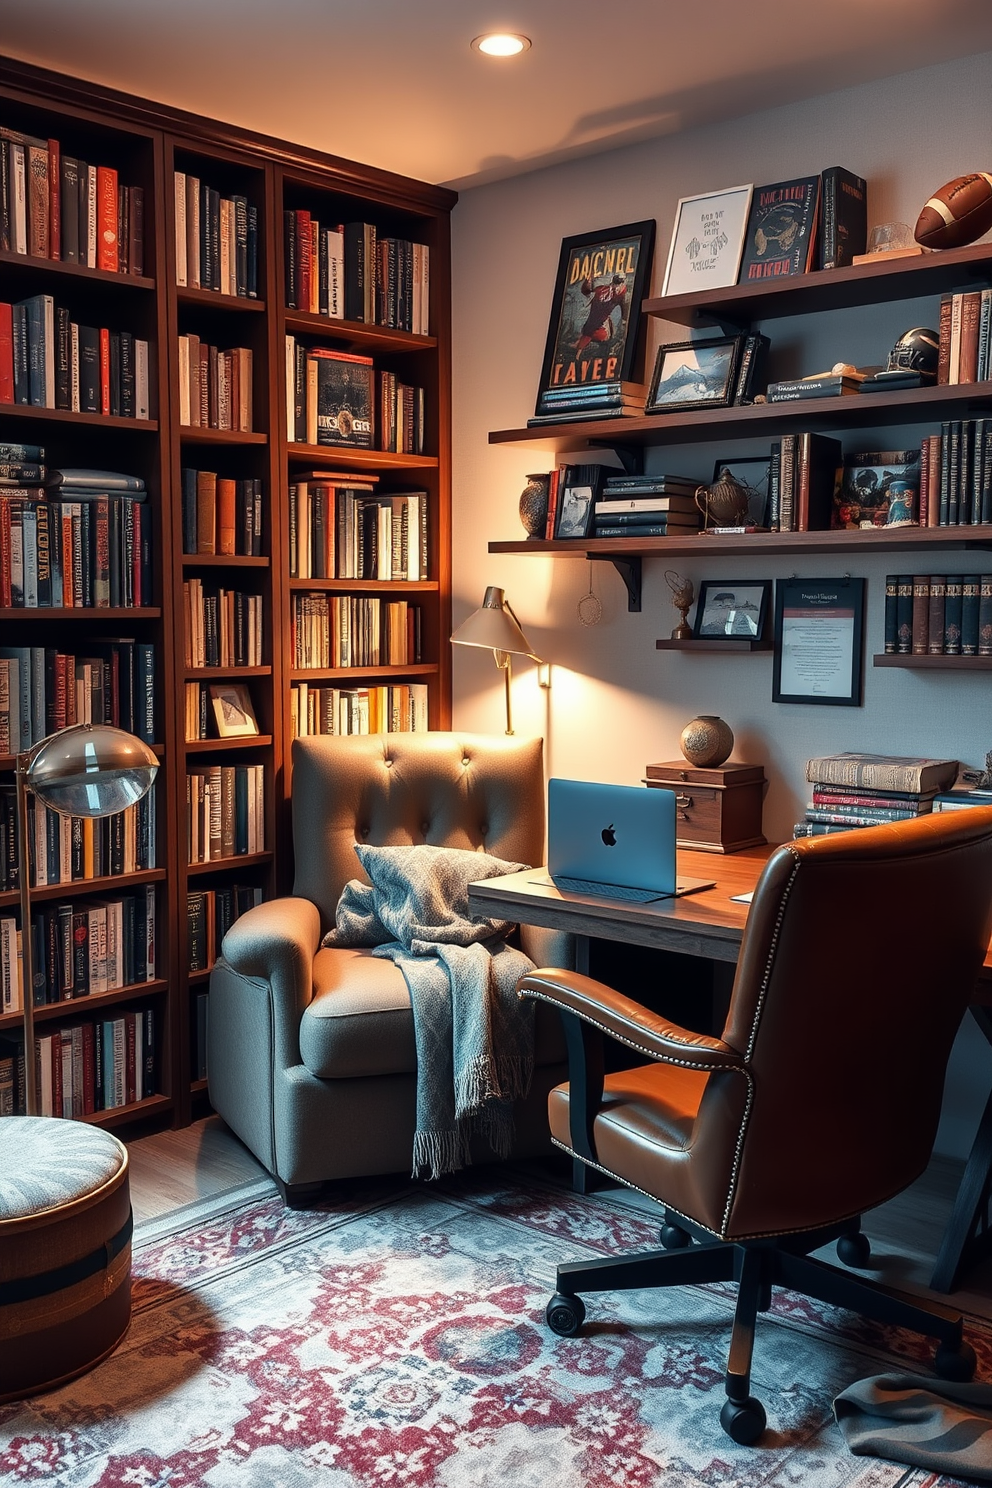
top-left (0, 56), bottom-right (453, 1129)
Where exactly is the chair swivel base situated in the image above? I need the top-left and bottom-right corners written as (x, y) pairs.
top-left (544, 1222), bottom-right (975, 1445)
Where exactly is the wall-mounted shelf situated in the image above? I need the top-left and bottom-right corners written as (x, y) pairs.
top-left (489, 526), bottom-right (992, 560)
top-left (873, 653), bottom-right (992, 670)
top-left (656, 637), bottom-right (772, 652)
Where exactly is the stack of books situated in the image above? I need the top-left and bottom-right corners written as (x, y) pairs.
top-left (290, 681), bottom-right (428, 737)
top-left (291, 593), bottom-right (420, 669)
top-left (0, 638), bottom-right (155, 754)
top-left (592, 471), bottom-right (702, 538)
top-left (183, 581), bottom-right (263, 669)
top-left (181, 469), bottom-right (263, 557)
top-left (186, 765), bottom-right (265, 864)
top-left (285, 340), bottom-right (373, 449)
top-left (795, 753), bottom-right (958, 838)
top-left (917, 421), bottom-right (992, 526)
top-left (529, 380), bottom-right (646, 427)
top-left (289, 479), bottom-right (427, 582)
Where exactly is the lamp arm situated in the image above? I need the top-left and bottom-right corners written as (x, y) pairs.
top-left (501, 599), bottom-right (544, 663)
top-left (15, 754), bottom-right (38, 1115)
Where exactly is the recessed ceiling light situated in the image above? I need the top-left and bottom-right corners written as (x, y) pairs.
top-left (472, 33), bottom-right (531, 57)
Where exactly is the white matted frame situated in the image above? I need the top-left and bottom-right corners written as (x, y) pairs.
top-left (662, 184), bottom-right (753, 297)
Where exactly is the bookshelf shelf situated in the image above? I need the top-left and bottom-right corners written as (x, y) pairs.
top-left (184, 734), bottom-right (273, 752)
top-left (189, 969), bottom-right (211, 986)
top-left (178, 428), bottom-right (268, 445)
top-left (0, 247), bottom-right (155, 291)
top-left (655, 637), bottom-right (772, 652)
top-left (283, 308), bottom-right (436, 353)
top-left (0, 607), bottom-right (163, 620)
top-left (289, 663), bottom-right (438, 681)
top-left (184, 665), bottom-right (272, 679)
top-left (0, 868), bottom-right (168, 910)
top-left (287, 444), bottom-right (438, 472)
top-left (182, 555), bottom-right (270, 568)
top-left (186, 851), bottom-right (273, 876)
top-left (84, 1093), bottom-right (174, 1129)
top-left (0, 406), bottom-right (158, 431)
top-left (489, 527), bottom-right (992, 560)
top-left (177, 286), bottom-right (266, 312)
top-left (288, 577), bottom-right (439, 593)
top-left (872, 653), bottom-right (992, 669)
top-left (0, 979), bottom-right (171, 1034)
top-left (190, 1077), bottom-right (209, 1094)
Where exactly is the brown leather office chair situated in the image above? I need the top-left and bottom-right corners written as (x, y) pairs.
top-left (518, 808), bottom-right (992, 1445)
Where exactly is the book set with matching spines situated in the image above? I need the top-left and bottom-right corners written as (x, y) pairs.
top-left (187, 884), bottom-right (261, 974)
top-left (936, 291), bottom-right (992, 387)
top-left (289, 475), bottom-right (427, 581)
top-left (1, 126), bottom-right (144, 275)
top-left (174, 171), bottom-right (258, 298)
top-left (0, 885), bottom-right (156, 1014)
top-left (915, 422), bottom-right (992, 527)
top-left (291, 594), bottom-right (422, 670)
top-left (181, 468), bottom-right (263, 557)
top-left (794, 753), bottom-right (958, 838)
top-left (186, 764), bottom-right (265, 864)
top-left (177, 336), bottom-right (253, 431)
top-left (0, 297), bottom-right (150, 417)
top-left (183, 580), bottom-right (263, 669)
top-left (0, 639), bottom-right (155, 755)
top-left (290, 681), bottom-right (429, 739)
top-left (0, 1008), bottom-right (158, 1116)
top-left (283, 211), bottom-right (430, 333)
top-left (884, 573), bottom-right (992, 656)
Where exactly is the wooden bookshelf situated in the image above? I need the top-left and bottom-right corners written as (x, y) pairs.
top-left (0, 54), bottom-right (454, 1126)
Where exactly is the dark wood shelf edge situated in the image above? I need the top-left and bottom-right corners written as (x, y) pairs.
top-left (83, 1093), bottom-right (173, 1129)
top-left (873, 653), bottom-right (992, 669)
top-left (184, 734), bottom-right (273, 751)
top-left (656, 638), bottom-right (772, 651)
top-left (489, 527), bottom-right (992, 559)
top-left (283, 308), bottom-right (435, 351)
top-left (177, 286), bottom-right (266, 311)
top-left (0, 868), bottom-right (167, 908)
top-left (0, 979), bottom-right (171, 1032)
top-left (0, 247), bottom-right (155, 290)
top-left (185, 851), bottom-right (273, 876)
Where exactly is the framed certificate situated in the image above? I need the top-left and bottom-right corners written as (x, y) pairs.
top-left (772, 577), bottom-right (866, 706)
top-left (661, 184), bottom-right (753, 297)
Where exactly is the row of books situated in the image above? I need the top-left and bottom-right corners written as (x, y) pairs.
top-left (290, 681), bottom-right (429, 738)
top-left (379, 371), bottom-right (426, 455)
top-left (283, 212), bottom-right (430, 333)
top-left (183, 580), bottom-right (263, 670)
top-left (285, 340), bottom-right (372, 449)
top-left (188, 884), bottom-right (261, 973)
top-left (0, 493), bottom-right (152, 607)
top-left (0, 1008), bottom-right (157, 1117)
top-left (181, 469), bottom-right (264, 557)
top-left (288, 478), bottom-right (428, 580)
top-left (291, 594), bottom-right (422, 670)
top-left (0, 790), bottom-right (156, 890)
top-left (186, 765), bottom-right (265, 864)
top-left (592, 470), bottom-right (701, 539)
top-left (884, 574), bottom-right (992, 656)
top-left (0, 887), bottom-right (156, 1012)
top-left (937, 291), bottom-right (992, 386)
top-left (0, 640), bottom-right (155, 753)
top-left (793, 752), bottom-right (957, 838)
top-left (0, 297), bottom-right (151, 416)
top-left (920, 422), bottom-right (992, 527)
top-left (1, 126), bottom-right (144, 274)
top-left (177, 336), bottom-right (254, 432)
top-left (174, 171), bottom-right (259, 298)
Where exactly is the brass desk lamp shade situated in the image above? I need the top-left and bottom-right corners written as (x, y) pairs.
top-left (450, 586), bottom-right (541, 734)
top-left (16, 725), bottom-right (158, 1114)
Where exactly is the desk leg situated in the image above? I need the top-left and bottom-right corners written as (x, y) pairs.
top-left (574, 935), bottom-right (590, 977)
top-left (931, 1006), bottom-right (992, 1292)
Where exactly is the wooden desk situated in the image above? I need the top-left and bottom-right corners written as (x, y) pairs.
top-left (470, 845), bottom-right (992, 1296)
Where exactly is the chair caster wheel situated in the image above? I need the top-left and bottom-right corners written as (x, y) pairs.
top-left (720, 1395), bottom-right (767, 1445)
top-left (935, 1339), bottom-right (976, 1382)
top-left (661, 1222), bottom-right (691, 1250)
top-left (837, 1232), bottom-right (871, 1268)
top-left (546, 1292), bottom-right (586, 1337)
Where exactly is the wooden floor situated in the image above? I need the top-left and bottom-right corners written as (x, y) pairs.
top-left (125, 1117), bottom-right (992, 1319)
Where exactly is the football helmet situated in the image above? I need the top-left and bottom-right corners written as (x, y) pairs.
top-left (886, 326), bottom-right (940, 375)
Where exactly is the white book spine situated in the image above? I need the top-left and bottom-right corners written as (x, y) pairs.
top-left (285, 335), bottom-right (296, 439)
top-left (11, 142), bottom-right (27, 255)
top-left (70, 321), bottom-right (80, 411)
top-left (135, 339), bottom-right (150, 420)
top-left (327, 229), bottom-right (344, 318)
top-left (174, 171), bottom-right (187, 286)
top-left (186, 175), bottom-right (200, 289)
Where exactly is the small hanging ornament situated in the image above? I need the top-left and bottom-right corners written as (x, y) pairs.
top-left (578, 569), bottom-right (602, 625)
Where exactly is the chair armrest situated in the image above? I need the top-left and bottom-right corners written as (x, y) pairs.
top-left (221, 896), bottom-right (322, 1023)
top-left (517, 968), bottom-right (745, 1072)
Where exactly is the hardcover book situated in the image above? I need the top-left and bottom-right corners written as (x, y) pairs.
top-left (818, 167), bottom-right (867, 270)
top-left (737, 177), bottom-right (820, 283)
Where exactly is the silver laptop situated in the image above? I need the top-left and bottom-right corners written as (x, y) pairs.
top-left (539, 778), bottom-right (716, 902)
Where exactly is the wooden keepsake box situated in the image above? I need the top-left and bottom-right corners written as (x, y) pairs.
top-left (644, 760), bottom-right (766, 853)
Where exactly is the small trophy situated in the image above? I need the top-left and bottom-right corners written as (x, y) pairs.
top-left (665, 569), bottom-right (694, 640)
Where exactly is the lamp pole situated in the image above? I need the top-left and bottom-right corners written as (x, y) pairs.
top-left (15, 751), bottom-right (38, 1115)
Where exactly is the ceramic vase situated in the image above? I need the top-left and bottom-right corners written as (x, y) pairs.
top-left (680, 715), bottom-right (734, 768)
top-left (519, 474), bottom-right (550, 537)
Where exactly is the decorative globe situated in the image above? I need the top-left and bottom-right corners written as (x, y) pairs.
top-left (680, 715), bottom-right (734, 768)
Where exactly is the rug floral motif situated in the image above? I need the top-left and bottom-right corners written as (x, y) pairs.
top-left (1, 1170), bottom-right (988, 1486)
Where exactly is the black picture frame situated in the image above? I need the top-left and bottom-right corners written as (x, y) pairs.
top-left (646, 336), bottom-right (745, 415)
top-left (772, 576), bottom-right (866, 706)
top-left (711, 454), bottom-right (772, 528)
top-left (552, 469), bottom-right (599, 540)
top-left (694, 579), bottom-right (771, 640)
top-left (535, 220), bottom-right (656, 418)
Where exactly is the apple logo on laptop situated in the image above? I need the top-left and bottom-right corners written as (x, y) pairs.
top-left (601, 823), bottom-right (616, 847)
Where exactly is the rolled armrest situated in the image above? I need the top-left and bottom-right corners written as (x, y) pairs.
top-left (220, 896), bottom-right (322, 1023)
top-left (518, 968), bottom-right (745, 1072)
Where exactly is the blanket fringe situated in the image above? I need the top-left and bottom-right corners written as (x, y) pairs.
top-left (412, 1128), bottom-right (470, 1182)
top-left (456, 1055), bottom-right (532, 1118)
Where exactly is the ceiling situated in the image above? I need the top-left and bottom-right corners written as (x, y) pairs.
top-left (2, 0), bottom-right (991, 190)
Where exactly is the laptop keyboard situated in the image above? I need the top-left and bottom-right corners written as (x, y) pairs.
top-left (552, 875), bottom-right (669, 903)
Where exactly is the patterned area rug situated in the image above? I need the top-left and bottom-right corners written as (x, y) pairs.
top-left (2, 1169), bottom-right (989, 1486)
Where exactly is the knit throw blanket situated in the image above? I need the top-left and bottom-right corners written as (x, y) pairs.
top-left (834, 1374), bottom-right (992, 1479)
top-left (323, 843), bottom-right (535, 1180)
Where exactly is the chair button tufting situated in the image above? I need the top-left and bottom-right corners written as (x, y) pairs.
top-left (462, 756), bottom-right (470, 766)
top-left (384, 758), bottom-right (393, 768)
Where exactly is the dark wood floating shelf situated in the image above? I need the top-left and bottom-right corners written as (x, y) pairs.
top-left (655, 637), bottom-right (772, 652)
top-left (287, 444), bottom-right (438, 471)
top-left (643, 241), bottom-right (992, 327)
top-left (873, 653), bottom-right (992, 669)
top-left (489, 526), bottom-right (992, 559)
top-left (0, 246), bottom-right (155, 291)
top-left (283, 308), bottom-right (436, 353)
top-left (177, 286), bottom-right (266, 312)
top-left (489, 380), bottom-right (992, 450)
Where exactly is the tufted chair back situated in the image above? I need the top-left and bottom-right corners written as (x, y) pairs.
top-left (291, 732), bottom-right (546, 934)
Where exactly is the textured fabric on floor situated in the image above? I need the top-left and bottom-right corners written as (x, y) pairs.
top-left (834, 1373), bottom-right (992, 1479)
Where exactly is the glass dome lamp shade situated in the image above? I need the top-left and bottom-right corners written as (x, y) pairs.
top-left (26, 724), bottom-right (158, 817)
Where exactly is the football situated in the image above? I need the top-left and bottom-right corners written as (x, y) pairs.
top-left (915, 174), bottom-right (992, 249)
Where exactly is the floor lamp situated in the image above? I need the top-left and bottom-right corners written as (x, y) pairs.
top-left (450, 586), bottom-right (545, 735)
top-left (15, 724), bottom-right (159, 1115)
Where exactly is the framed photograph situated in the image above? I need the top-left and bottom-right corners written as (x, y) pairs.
top-left (833, 448), bottom-right (921, 529)
top-left (661, 184), bottom-right (753, 297)
top-left (646, 337), bottom-right (744, 414)
top-left (694, 580), bottom-right (771, 640)
top-left (711, 455), bottom-right (772, 528)
top-left (772, 577), bottom-right (866, 706)
top-left (209, 682), bottom-right (259, 738)
top-left (534, 220), bottom-right (656, 418)
top-left (553, 470), bottom-right (598, 540)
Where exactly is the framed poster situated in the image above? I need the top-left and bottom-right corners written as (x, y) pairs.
top-left (646, 336), bottom-right (744, 414)
top-left (661, 184), bottom-right (752, 296)
top-left (534, 220), bottom-right (655, 418)
top-left (772, 577), bottom-right (866, 706)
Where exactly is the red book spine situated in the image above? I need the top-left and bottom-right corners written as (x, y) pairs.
top-left (97, 165), bottom-right (119, 272)
top-left (99, 327), bottom-right (111, 415)
top-left (48, 138), bottom-right (60, 260)
top-left (0, 302), bottom-right (13, 404)
top-left (296, 210), bottom-right (312, 317)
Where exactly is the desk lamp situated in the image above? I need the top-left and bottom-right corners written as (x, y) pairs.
top-left (450, 586), bottom-right (544, 735)
top-left (14, 724), bottom-right (159, 1114)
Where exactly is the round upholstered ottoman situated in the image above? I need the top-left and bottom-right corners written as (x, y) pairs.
top-left (0, 1118), bottom-right (132, 1401)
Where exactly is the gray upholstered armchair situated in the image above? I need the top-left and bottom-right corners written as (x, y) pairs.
top-left (208, 732), bottom-right (572, 1203)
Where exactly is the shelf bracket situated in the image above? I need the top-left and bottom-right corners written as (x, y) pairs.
top-left (588, 554), bottom-right (642, 612)
top-left (586, 441), bottom-right (643, 476)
